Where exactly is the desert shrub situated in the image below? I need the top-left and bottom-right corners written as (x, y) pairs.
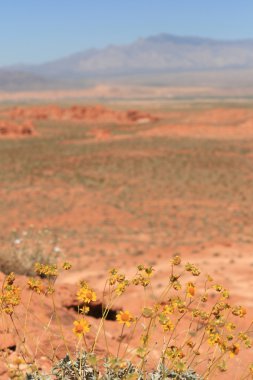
top-left (0, 227), bottom-right (61, 275)
top-left (26, 353), bottom-right (202, 379)
top-left (0, 257), bottom-right (252, 379)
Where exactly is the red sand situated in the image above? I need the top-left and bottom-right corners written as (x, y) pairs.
top-left (0, 119), bottom-right (35, 137)
top-left (0, 103), bottom-right (252, 378)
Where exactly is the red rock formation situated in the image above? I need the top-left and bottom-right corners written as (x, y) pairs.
top-left (0, 120), bottom-right (35, 137)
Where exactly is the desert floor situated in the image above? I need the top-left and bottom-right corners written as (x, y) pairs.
top-left (0, 100), bottom-right (252, 378)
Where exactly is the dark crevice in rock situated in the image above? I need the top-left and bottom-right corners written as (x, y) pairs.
top-left (65, 302), bottom-right (119, 321)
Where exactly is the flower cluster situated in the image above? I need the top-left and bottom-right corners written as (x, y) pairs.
top-left (0, 273), bottom-right (21, 315)
top-left (108, 268), bottom-right (130, 295)
top-left (72, 281), bottom-right (97, 338)
top-left (132, 265), bottom-right (154, 287)
top-left (27, 277), bottom-right (45, 294)
top-left (185, 263), bottom-right (201, 276)
top-left (34, 262), bottom-right (58, 278)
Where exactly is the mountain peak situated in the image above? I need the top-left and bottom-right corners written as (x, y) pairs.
top-left (143, 33), bottom-right (214, 44)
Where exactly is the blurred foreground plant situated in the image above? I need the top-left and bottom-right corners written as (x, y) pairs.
top-left (0, 256), bottom-right (252, 379)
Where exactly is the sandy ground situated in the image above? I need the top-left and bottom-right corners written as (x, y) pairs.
top-left (0, 101), bottom-right (252, 378)
top-left (0, 85), bottom-right (217, 102)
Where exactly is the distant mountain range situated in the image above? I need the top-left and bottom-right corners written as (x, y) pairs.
top-left (2, 34), bottom-right (253, 91)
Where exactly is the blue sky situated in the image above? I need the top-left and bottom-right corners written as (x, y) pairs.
top-left (1, 0), bottom-right (253, 66)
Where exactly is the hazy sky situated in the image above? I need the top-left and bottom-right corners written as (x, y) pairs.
top-left (1, 0), bottom-right (253, 66)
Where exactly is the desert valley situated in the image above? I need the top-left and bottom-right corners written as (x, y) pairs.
top-left (1, 5), bottom-right (253, 374)
top-left (0, 95), bottom-right (253, 378)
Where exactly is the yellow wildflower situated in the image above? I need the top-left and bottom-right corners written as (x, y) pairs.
top-left (213, 284), bottom-right (223, 292)
top-left (163, 304), bottom-right (174, 315)
top-left (116, 310), bottom-right (134, 327)
top-left (208, 332), bottom-right (220, 346)
top-left (229, 343), bottom-right (240, 358)
top-left (27, 278), bottom-right (44, 294)
top-left (159, 312), bottom-right (174, 331)
top-left (171, 255), bottom-right (181, 266)
top-left (221, 289), bottom-right (229, 299)
top-left (109, 268), bottom-right (118, 276)
top-left (77, 286), bottom-right (97, 304)
top-left (115, 280), bottom-right (129, 295)
top-left (238, 332), bottom-right (252, 348)
top-left (192, 309), bottom-right (200, 318)
top-left (162, 318), bottom-right (174, 332)
top-left (226, 322), bottom-right (236, 331)
top-left (73, 318), bottom-right (90, 337)
top-left (232, 305), bottom-right (247, 318)
top-left (186, 282), bottom-right (195, 298)
top-left (144, 266), bottom-right (154, 277)
top-left (165, 346), bottom-right (184, 360)
top-left (80, 305), bottom-right (90, 315)
top-left (185, 263), bottom-right (200, 276)
top-left (186, 340), bottom-right (195, 349)
top-left (0, 283), bottom-right (21, 315)
top-left (62, 262), bottom-right (72, 270)
top-left (199, 311), bottom-right (209, 321)
top-left (116, 274), bottom-right (126, 283)
top-left (34, 263), bottom-right (58, 278)
top-left (173, 281), bottom-right (182, 291)
top-left (5, 272), bottom-right (15, 286)
top-left (140, 277), bottom-right (150, 287)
